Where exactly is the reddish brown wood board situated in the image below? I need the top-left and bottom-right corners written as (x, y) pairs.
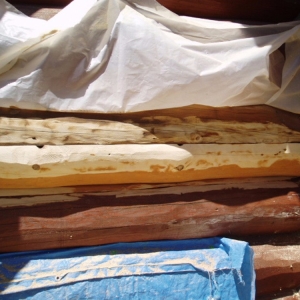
top-left (10, 0), bottom-right (70, 7)
top-left (12, 4), bottom-right (62, 20)
top-left (10, 0), bottom-right (300, 23)
top-left (253, 245), bottom-right (300, 294)
top-left (1, 178), bottom-right (299, 253)
top-left (255, 244), bottom-right (300, 297)
top-left (257, 285), bottom-right (300, 300)
top-left (157, 0), bottom-right (300, 23)
top-left (240, 232), bottom-right (300, 298)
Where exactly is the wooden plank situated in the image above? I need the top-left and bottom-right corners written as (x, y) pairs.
top-left (0, 143), bottom-right (300, 188)
top-left (0, 117), bottom-right (155, 146)
top-left (258, 293), bottom-right (300, 300)
top-left (10, 1), bottom-right (70, 7)
top-left (241, 232), bottom-right (300, 298)
top-left (1, 113), bottom-right (300, 145)
top-left (157, 0), bottom-right (300, 23)
top-left (254, 244), bottom-right (300, 297)
top-left (0, 177), bottom-right (299, 252)
top-left (0, 176), bottom-right (296, 205)
top-left (1, 105), bottom-right (299, 145)
top-left (10, 0), bottom-right (300, 23)
top-left (1, 105), bottom-right (300, 129)
top-left (245, 230), bottom-right (300, 300)
top-left (11, 4), bottom-right (62, 20)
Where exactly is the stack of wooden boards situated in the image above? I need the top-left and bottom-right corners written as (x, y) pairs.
top-left (0, 104), bottom-right (300, 299)
top-left (2, 1), bottom-right (300, 298)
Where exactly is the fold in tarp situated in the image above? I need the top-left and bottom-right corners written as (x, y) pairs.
top-left (0, 0), bottom-right (299, 113)
top-left (0, 237), bottom-right (255, 299)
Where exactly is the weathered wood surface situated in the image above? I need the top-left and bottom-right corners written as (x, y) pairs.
top-left (268, 295), bottom-right (300, 300)
top-left (10, 0), bottom-right (70, 7)
top-left (11, 4), bottom-right (62, 20)
top-left (254, 244), bottom-right (300, 297)
top-left (10, 0), bottom-right (300, 23)
top-left (0, 176), bottom-right (296, 205)
top-left (1, 114), bottom-right (300, 145)
top-left (249, 231), bottom-right (300, 298)
top-left (0, 177), bottom-right (299, 252)
top-left (1, 105), bottom-right (299, 145)
top-left (158, 0), bottom-right (300, 23)
top-left (1, 105), bottom-right (300, 129)
top-left (1, 143), bottom-right (300, 188)
top-left (1, 105), bottom-right (299, 188)
top-left (261, 292), bottom-right (300, 300)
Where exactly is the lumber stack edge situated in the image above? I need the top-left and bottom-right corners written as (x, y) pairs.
top-left (1, 104), bottom-right (300, 299)
top-left (1, 177), bottom-right (300, 297)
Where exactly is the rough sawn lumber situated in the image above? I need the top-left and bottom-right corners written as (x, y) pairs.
top-left (1, 105), bottom-right (300, 146)
top-left (0, 177), bottom-right (299, 252)
top-left (1, 142), bottom-right (300, 188)
top-left (246, 231), bottom-right (300, 298)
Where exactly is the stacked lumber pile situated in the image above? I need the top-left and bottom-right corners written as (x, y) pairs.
top-left (1, 104), bottom-right (300, 299)
top-left (1, 2), bottom-right (300, 299)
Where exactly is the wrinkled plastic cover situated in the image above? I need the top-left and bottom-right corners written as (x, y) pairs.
top-left (0, 238), bottom-right (255, 299)
top-left (0, 0), bottom-right (299, 113)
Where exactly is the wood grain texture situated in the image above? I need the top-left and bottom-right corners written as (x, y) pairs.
top-left (10, 0), bottom-right (70, 7)
top-left (1, 106), bottom-right (299, 189)
top-left (0, 177), bottom-right (296, 205)
top-left (157, 0), bottom-right (300, 23)
top-left (1, 105), bottom-right (300, 129)
top-left (11, 4), bottom-right (62, 20)
top-left (254, 244), bottom-right (300, 297)
top-left (10, 0), bottom-right (300, 23)
top-left (243, 232), bottom-right (300, 298)
top-left (0, 177), bottom-right (299, 252)
top-left (1, 114), bottom-right (300, 145)
top-left (258, 291), bottom-right (300, 300)
top-left (1, 143), bottom-right (300, 188)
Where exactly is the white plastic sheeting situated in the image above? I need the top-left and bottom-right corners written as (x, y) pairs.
top-left (0, 0), bottom-right (299, 113)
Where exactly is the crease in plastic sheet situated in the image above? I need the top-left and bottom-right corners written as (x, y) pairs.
top-left (0, 0), bottom-right (299, 113)
top-left (0, 237), bottom-right (255, 299)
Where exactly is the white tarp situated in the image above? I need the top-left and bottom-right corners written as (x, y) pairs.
top-left (0, 0), bottom-right (299, 113)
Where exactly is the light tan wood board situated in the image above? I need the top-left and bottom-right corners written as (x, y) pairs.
top-left (0, 143), bottom-right (300, 188)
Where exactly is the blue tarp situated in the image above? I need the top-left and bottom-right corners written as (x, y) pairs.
top-left (0, 237), bottom-right (255, 299)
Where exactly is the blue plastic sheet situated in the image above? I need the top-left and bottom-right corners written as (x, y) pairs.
top-left (0, 237), bottom-right (255, 299)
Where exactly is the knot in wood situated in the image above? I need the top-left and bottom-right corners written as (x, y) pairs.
top-left (32, 164), bottom-right (40, 171)
top-left (176, 165), bottom-right (184, 171)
